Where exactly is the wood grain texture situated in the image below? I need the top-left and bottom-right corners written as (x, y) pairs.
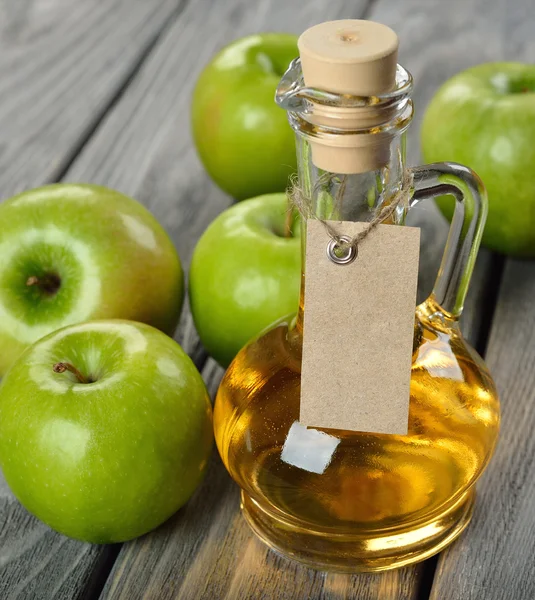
top-left (0, 0), bottom-right (515, 597)
top-left (0, 0), bottom-right (184, 200)
top-left (90, 0), bottom-right (426, 598)
top-left (368, 0), bottom-right (535, 598)
top-left (104, 359), bottom-right (424, 600)
top-left (430, 260), bottom-right (535, 600)
top-left (0, 1), bottom-right (188, 599)
top-left (364, 0), bottom-right (495, 350)
top-left (366, 0), bottom-right (508, 353)
top-left (0, 492), bottom-right (117, 600)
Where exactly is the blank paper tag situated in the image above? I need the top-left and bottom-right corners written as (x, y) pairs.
top-left (300, 220), bottom-right (420, 435)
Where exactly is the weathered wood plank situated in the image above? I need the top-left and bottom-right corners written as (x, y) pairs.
top-left (368, 0), bottom-right (535, 598)
top-left (0, 496), bottom-right (118, 600)
top-left (369, 0), bottom-right (500, 350)
top-left (104, 360), bottom-right (425, 600)
top-left (86, 0), bottom-right (426, 597)
top-left (384, 0), bottom-right (501, 351)
top-left (0, 0), bottom-right (508, 598)
top-left (0, 0), bottom-right (184, 200)
top-left (430, 260), bottom-right (535, 600)
top-left (0, 1), bottom-right (190, 599)
top-left (89, 0), bottom-right (505, 598)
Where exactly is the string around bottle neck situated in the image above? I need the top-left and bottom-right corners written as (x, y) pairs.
top-left (288, 170), bottom-right (414, 253)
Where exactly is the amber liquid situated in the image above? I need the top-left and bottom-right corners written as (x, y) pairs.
top-left (214, 297), bottom-right (500, 572)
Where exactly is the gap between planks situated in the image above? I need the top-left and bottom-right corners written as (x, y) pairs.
top-left (50, 0), bottom-right (191, 185)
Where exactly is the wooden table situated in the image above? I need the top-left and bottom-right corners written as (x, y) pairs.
top-left (1, 0), bottom-right (534, 598)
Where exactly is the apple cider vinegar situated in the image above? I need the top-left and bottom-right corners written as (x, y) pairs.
top-left (215, 294), bottom-right (499, 571)
top-left (213, 20), bottom-right (500, 572)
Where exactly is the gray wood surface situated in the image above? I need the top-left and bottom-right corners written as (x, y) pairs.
top-left (376, 0), bottom-right (499, 346)
top-left (85, 1), bottom-right (417, 598)
top-left (430, 260), bottom-right (535, 599)
top-left (96, 0), bottom-right (496, 598)
top-left (0, 1), bottom-right (188, 598)
top-left (102, 360), bottom-right (425, 600)
top-left (0, 0), bottom-right (529, 597)
top-left (0, 0), bottom-right (184, 199)
top-left (371, 0), bottom-right (535, 598)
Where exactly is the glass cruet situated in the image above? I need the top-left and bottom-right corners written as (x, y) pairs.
top-left (213, 20), bottom-right (500, 573)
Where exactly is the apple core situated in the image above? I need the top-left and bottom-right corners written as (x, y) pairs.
top-left (26, 272), bottom-right (61, 296)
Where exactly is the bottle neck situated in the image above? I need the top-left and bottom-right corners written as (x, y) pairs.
top-left (278, 59), bottom-right (413, 225)
top-left (293, 130), bottom-right (408, 332)
top-left (295, 130), bottom-right (407, 223)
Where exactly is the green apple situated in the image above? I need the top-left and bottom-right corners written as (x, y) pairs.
top-left (421, 62), bottom-right (535, 256)
top-left (192, 33), bottom-right (298, 200)
top-left (0, 184), bottom-right (184, 376)
top-left (189, 193), bottom-right (300, 367)
top-left (0, 320), bottom-right (212, 543)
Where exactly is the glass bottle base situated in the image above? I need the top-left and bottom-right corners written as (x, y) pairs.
top-left (241, 488), bottom-right (475, 573)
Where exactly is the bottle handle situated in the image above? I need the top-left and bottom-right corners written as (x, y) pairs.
top-left (409, 162), bottom-right (488, 318)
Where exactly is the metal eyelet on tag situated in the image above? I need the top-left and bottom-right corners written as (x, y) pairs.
top-left (326, 236), bottom-right (358, 265)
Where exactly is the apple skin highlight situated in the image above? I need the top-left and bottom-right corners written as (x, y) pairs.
top-left (422, 62), bottom-right (535, 257)
top-left (0, 184), bottom-right (184, 376)
top-left (0, 320), bottom-right (213, 543)
top-left (189, 193), bottom-right (300, 367)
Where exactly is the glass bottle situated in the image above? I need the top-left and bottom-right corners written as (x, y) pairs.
top-left (213, 21), bottom-right (500, 573)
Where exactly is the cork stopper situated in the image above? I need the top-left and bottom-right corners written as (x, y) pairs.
top-left (298, 20), bottom-right (398, 95)
top-left (297, 20), bottom-right (399, 173)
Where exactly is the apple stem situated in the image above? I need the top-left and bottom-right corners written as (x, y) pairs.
top-left (26, 273), bottom-right (61, 295)
top-left (53, 362), bottom-right (90, 384)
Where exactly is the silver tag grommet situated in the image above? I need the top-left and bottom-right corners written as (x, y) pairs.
top-left (326, 236), bottom-right (357, 265)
